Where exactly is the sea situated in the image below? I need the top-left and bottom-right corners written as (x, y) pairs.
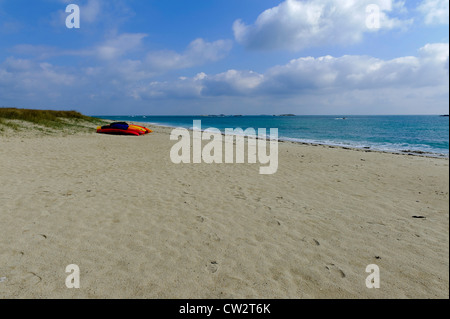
top-left (95, 115), bottom-right (449, 157)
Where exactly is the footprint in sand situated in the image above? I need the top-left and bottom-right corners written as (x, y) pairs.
top-left (196, 216), bottom-right (205, 223)
top-left (62, 190), bottom-right (73, 197)
top-left (266, 217), bottom-right (281, 227)
top-left (207, 233), bottom-right (221, 242)
top-left (22, 272), bottom-right (42, 285)
top-left (207, 261), bottom-right (219, 274)
top-left (234, 192), bottom-right (247, 200)
top-left (275, 196), bottom-right (295, 208)
top-left (325, 263), bottom-right (346, 278)
top-left (301, 237), bottom-right (320, 246)
top-left (231, 186), bottom-right (247, 200)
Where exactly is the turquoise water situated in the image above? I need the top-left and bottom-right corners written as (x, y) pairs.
top-left (96, 115), bottom-right (449, 157)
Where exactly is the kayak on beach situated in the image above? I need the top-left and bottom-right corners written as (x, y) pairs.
top-left (96, 122), bottom-right (153, 136)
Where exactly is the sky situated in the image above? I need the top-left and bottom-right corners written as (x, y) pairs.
top-left (0, 0), bottom-right (448, 115)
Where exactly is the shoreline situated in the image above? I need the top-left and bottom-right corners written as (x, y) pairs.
top-left (108, 119), bottom-right (450, 160)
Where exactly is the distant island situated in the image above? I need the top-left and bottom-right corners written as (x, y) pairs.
top-left (275, 114), bottom-right (296, 117)
top-left (439, 114), bottom-right (449, 117)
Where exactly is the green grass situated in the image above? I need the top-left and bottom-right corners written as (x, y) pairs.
top-left (0, 108), bottom-right (94, 125)
top-left (0, 107), bottom-right (108, 133)
top-left (0, 117), bottom-right (22, 130)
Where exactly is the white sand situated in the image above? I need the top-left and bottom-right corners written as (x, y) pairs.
top-left (0, 126), bottom-right (448, 298)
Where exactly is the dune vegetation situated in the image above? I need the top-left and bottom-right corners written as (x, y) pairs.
top-left (0, 108), bottom-right (107, 135)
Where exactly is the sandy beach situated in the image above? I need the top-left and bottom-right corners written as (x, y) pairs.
top-left (0, 125), bottom-right (448, 299)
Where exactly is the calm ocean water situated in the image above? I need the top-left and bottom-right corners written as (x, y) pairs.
top-left (96, 115), bottom-right (449, 157)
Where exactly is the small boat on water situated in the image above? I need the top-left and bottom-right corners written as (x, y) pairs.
top-left (97, 122), bottom-right (152, 136)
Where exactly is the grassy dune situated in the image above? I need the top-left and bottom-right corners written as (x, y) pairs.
top-left (0, 108), bottom-right (108, 136)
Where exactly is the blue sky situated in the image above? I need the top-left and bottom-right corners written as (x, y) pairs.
top-left (0, 0), bottom-right (448, 115)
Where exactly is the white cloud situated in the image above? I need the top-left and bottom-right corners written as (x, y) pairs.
top-left (91, 37), bottom-right (232, 84)
top-left (418, 0), bottom-right (449, 25)
top-left (9, 33), bottom-right (146, 61)
top-left (130, 43), bottom-right (448, 106)
top-left (233, 0), bottom-right (413, 51)
top-left (82, 0), bottom-right (102, 23)
top-left (247, 43), bottom-right (448, 93)
top-left (0, 35), bottom-right (234, 107)
top-left (201, 70), bottom-right (264, 96)
top-left (1, 43), bottom-right (447, 115)
top-left (130, 78), bottom-right (204, 100)
top-left (96, 33), bottom-right (147, 60)
top-left (131, 70), bottom-right (264, 99)
top-left (0, 57), bottom-right (76, 102)
top-left (145, 38), bottom-right (233, 71)
top-left (419, 42), bottom-right (450, 61)
top-left (228, 43), bottom-right (441, 95)
top-left (10, 35), bottom-right (232, 75)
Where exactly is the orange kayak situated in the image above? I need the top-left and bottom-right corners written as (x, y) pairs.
top-left (96, 122), bottom-right (152, 136)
